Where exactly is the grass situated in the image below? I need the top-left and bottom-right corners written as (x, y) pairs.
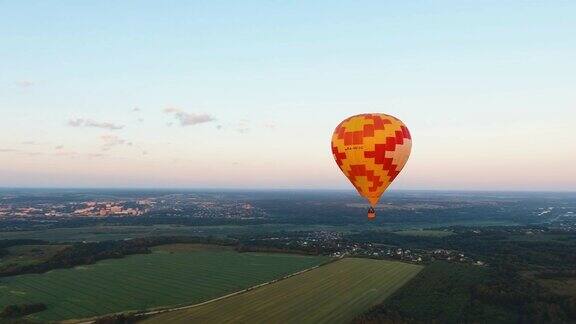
top-left (0, 247), bottom-right (329, 321)
top-left (142, 258), bottom-right (423, 324)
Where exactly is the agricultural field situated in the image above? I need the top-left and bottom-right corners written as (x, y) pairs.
top-left (0, 244), bottom-right (329, 322)
top-left (142, 258), bottom-right (423, 324)
top-left (152, 243), bottom-right (235, 253)
top-left (0, 225), bottom-right (358, 242)
top-left (393, 229), bottom-right (454, 237)
top-left (0, 225), bottom-right (211, 242)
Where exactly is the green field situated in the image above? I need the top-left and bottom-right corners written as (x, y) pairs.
top-left (0, 225), bottom-right (355, 242)
top-left (0, 245), bottom-right (329, 321)
top-left (152, 243), bottom-right (236, 253)
top-left (0, 224), bottom-right (471, 243)
top-left (142, 258), bottom-right (423, 324)
top-left (393, 229), bottom-right (454, 237)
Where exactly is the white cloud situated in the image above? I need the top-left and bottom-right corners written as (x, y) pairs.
top-left (237, 128), bottom-right (250, 134)
top-left (0, 148), bottom-right (43, 156)
top-left (264, 122), bottom-right (277, 130)
top-left (100, 134), bottom-right (129, 151)
top-left (237, 119), bottom-right (250, 134)
top-left (21, 141), bottom-right (40, 145)
top-left (99, 135), bottom-right (145, 156)
top-left (68, 118), bottom-right (124, 130)
top-left (163, 108), bottom-right (215, 126)
top-left (16, 81), bottom-right (34, 88)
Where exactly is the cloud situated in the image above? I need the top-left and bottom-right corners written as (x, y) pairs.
top-left (68, 118), bottom-right (124, 130)
top-left (54, 151), bottom-right (78, 158)
top-left (0, 148), bottom-right (43, 157)
top-left (163, 108), bottom-right (215, 126)
top-left (57, 152), bottom-right (106, 159)
top-left (21, 141), bottom-right (40, 145)
top-left (2, 145), bottom-right (111, 159)
top-left (86, 153), bottom-right (106, 158)
top-left (16, 81), bottom-right (34, 88)
top-left (237, 128), bottom-right (250, 134)
top-left (132, 107), bottom-right (141, 112)
top-left (263, 122), bottom-right (277, 130)
top-left (163, 107), bottom-right (180, 113)
top-left (67, 119), bottom-right (83, 127)
top-left (98, 135), bottom-right (146, 155)
top-left (236, 119), bottom-right (250, 134)
top-left (100, 134), bottom-right (131, 151)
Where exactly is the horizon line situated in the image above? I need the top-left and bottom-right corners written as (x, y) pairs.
top-left (0, 186), bottom-right (575, 194)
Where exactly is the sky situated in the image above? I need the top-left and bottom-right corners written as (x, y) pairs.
top-left (1, 1), bottom-right (575, 191)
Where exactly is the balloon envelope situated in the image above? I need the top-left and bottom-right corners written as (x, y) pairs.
top-left (331, 113), bottom-right (412, 211)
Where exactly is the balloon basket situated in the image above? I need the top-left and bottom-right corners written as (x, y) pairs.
top-left (367, 207), bottom-right (376, 220)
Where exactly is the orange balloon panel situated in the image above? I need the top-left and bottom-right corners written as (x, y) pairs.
top-left (331, 113), bottom-right (412, 207)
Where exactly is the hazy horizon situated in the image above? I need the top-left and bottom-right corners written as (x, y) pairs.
top-left (1, 186), bottom-right (575, 194)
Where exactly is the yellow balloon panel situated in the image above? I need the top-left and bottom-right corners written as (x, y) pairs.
top-left (331, 114), bottom-right (412, 206)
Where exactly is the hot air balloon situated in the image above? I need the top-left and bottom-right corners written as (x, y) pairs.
top-left (331, 113), bottom-right (412, 220)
